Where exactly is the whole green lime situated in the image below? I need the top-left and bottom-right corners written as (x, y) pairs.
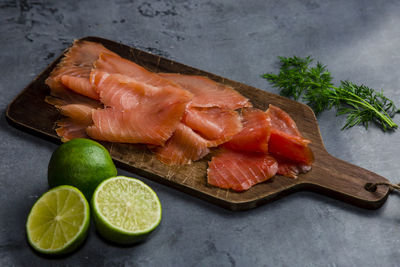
top-left (48, 138), bottom-right (117, 200)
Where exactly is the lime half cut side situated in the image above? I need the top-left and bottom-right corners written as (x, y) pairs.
top-left (92, 176), bottom-right (162, 244)
top-left (26, 186), bottom-right (90, 255)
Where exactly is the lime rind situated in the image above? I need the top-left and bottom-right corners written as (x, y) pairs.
top-left (48, 138), bottom-right (117, 200)
top-left (92, 176), bottom-right (162, 244)
top-left (26, 185), bottom-right (90, 255)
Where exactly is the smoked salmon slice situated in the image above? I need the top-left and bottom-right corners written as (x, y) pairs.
top-left (276, 159), bottom-right (312, 178)
top-left (266, 104), bottom-right (314, 177)
top-left (158, 73), bottom-right (252, 110)
top-left (55, 119), bottom-right (90, 142)
top-left (87, 97), bottom-right (189, 145)
top-left (266, 104), bottom-right (301, 136)
top-left (207, 150), bottom-right (278, 191)
top-left (93, 53), bottom-right (181, 89)
top-left (45, 87), bottom-right (102, 111)
top-left (182, 106), bottom-right (242, 147)
top-left (86, 70), bottom-right (192, 145)
top-left (90, 70), bottom-right (193, 112)
top-left (60, 75), bottom-right (98, 100)
top-left (266, 104), bottom-right (313, 164)
top-left (223, 108), bottom-right (271, 153)
top-left (45, 93), bottom-right (102, 142)
top-left (58, 104), bottom-right (93, 125)
top-left (153, 123), bottom-right (210, 165)
top-left (46, 40), bottom-right (116, 100)
top-left (268, 131), bottom-right (313, 165)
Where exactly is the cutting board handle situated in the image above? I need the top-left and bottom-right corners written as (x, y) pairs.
top-left (302, 151), bottom-right (390, 209)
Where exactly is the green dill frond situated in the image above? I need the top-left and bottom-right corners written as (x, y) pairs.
top-left (262, 56), bottom-right (399, 131)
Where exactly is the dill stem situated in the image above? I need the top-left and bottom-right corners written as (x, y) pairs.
top-left (307, 80), bottom-right (397, 128)
top-left (332, 86), bottom-right (397, 128)
top-left (375, 101), bottom-right (396, 126)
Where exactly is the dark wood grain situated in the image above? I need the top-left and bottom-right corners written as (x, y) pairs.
top-left (6, 36), bottom-right (390, 210)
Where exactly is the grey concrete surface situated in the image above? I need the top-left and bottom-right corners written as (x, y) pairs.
top-left (1, 0), bottom-right (400, 266)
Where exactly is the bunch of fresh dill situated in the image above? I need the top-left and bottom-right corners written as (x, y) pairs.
top-left (262, 56), bottom-right (399, 131)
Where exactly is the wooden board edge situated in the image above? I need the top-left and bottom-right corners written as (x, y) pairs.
top-left (302, 182), bottom-right (390, 209)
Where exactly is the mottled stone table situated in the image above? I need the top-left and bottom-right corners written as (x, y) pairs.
top-left (1, 0), bottom-right (400, 266)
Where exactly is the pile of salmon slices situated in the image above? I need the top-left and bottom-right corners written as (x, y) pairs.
top-left (45, 40), bottom-right (314, 192)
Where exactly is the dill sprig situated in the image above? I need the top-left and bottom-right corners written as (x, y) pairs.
top-left (262, 56), bottom-right (399, 131)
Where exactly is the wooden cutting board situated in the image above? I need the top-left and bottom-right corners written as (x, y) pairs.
top-left (6, 36), bottom-right (390, 211)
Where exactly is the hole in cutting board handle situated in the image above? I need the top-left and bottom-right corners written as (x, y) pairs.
top-left (365, 183), bottom-right (378, 192)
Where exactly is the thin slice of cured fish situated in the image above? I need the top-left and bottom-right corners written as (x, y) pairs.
top-left (266, 105), bottom-right (314, 165)
top-left (266, 104), bottom-right (301, 136)
top-left (207, 150), bottom-right (278, 192)
top-left (46, 40), bottom-right (116, 100)
top-left (266, 104), bottom-right (314, 177)
top-left (60, 75), bottom-right (98, 100)
top-left (45, 94), bottom-right (102, 142)
top-left (90, 70), bottom-right (193, 112)
top-left (58, 104), bottom-right (93, 125)
top-left (182, 106), bottom-right (242, 147)
top-left (153, 123), bottom-right (210, 165)
top-left (268, 131), bottom-right (313, 165)
top-left (87, 97), bottom-right (189, 145)
top-left (93, 53), bottom-right (180, 89)
top-left (86, 70), bottom-right (192, 145)
top-left (55, 119), bottom-right (90, 142)
top-left (158, 73), bottom-right (252, 110)
top-left (223, 108), bottom-right (271, 153)
top-left (53, 104), bottom-right (94, 142)
top-left (276, 158), bottom-right (312, 178)
top-left (45, 86), bottom-right (102, 111)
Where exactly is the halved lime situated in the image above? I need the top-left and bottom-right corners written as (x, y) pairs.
top-left (92, 176), bottom-right (162, 244)
top-left (26, 186), bottom-right (90, 255)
